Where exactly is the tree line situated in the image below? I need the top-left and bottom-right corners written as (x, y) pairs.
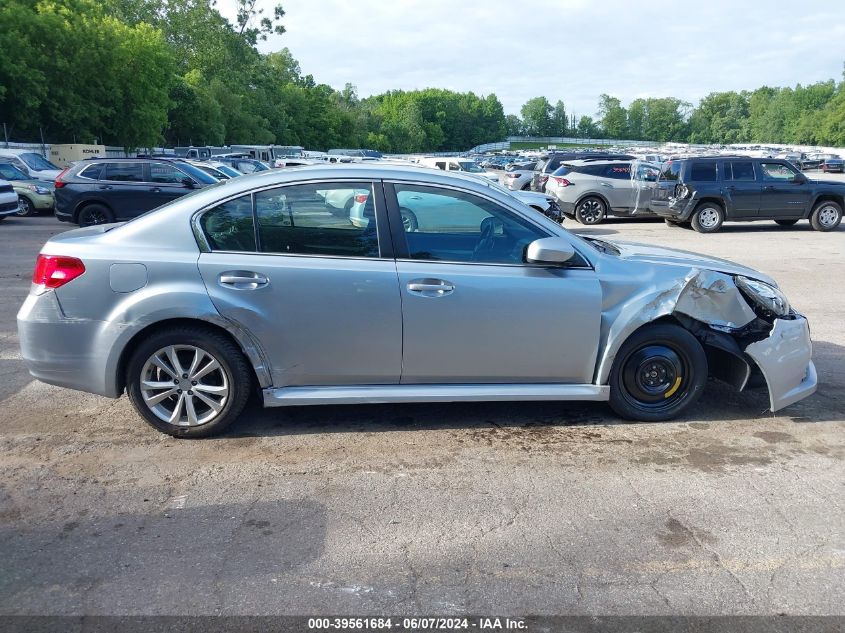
top-left (1, 1), bottom-right (844, 151)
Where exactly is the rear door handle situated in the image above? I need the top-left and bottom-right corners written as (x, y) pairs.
top-left (407, 278), bottom-right (455, 297)
top-left (150, 187), bottom-right (161, 193)
top-left (98, 185), bottom-right (112, 190)
top-left (218, 271), bottom-right (269, 290)
top-left (599, 181), bottom-right (613, 188)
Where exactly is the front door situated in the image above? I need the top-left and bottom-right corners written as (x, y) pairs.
top-left (197, 180), bottom-right (403, 387)
top-left (386, 182), bottom-right (602, 385)
top-left (759, 162), bottom-right (812, 218)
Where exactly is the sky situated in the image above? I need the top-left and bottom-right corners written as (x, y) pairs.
top-left (216, 0), bottom-right (845, 118)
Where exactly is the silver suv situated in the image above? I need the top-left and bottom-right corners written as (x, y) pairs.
top-left (545, 160), bottom-right (659, 224)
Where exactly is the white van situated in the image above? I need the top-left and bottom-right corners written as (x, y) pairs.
top-left (418, 157), bottom-right (498, 181)
top-left (0, 149), bottom-right (62, 182)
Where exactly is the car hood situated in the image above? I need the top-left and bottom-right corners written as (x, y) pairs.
top-left (608, 240), bottom-right (776, 285)
top-left (512, 190), bottom-right (550, 204)
top-left (33, 169), bottom-right (61, 182)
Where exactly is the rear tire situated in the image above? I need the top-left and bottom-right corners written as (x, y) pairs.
top-left (809, 200), bottom-right (842, 232)
top-left (77, 203), bottom-right (114, 226)
top-left (609, 323), bottom-right (707, 422)
top-left (126, 326), bottom-right (252, 438)
top-left (774, 219), bottom-right (799, 227)
top-left (690, 202), bottom-right (724, 233)
top-left (575, 196), bottom-right (606, 225)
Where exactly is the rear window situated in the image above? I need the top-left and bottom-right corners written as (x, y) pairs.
top-left (551, 166), bottom-right (572, 177)
top-left (77, 163), bottom-right (104, 180)
top-left (689, 162), bottom-right (718, 182)
top-left (659, 161), bottom-right (682, 182)
top-left (543, 157), bottom-right (564, 173)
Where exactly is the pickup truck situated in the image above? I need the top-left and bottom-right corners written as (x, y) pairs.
top-left (650, 156), bottom-right (844, 233)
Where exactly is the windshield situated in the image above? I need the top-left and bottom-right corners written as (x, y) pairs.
top-left (214, 164), bottom-right (241, 178)
top-left (458, 161), bottom-right (484, 173)
top-left (20, 153), bottom-right (59, 171)
top-left (251, 161), bottom-right (270, 172)
top-left (0, 163), bottom-right (30, 180)
top-left (178, 162), bottom-right (219, 185)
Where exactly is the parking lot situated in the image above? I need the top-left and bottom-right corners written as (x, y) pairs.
top-left (0, 213), bottom-right (843, 616)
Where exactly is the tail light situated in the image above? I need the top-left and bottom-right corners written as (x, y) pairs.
top-left (552, 177), bottom-right (571, 187)
top-left (54, 168), bottom-right (70, 188)
top-left (32, 254), bottom-right (86, 289)
top-left (354, 193), bottom-right (369, 204)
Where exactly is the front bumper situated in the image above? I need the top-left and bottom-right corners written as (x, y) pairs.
top-left (0, 198), bottom-right (19, 217)
top-left (745, 316), bottom-right (817, 412)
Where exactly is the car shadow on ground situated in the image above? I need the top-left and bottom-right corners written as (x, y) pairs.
top-left (225, 340), bottom-right (844, 438)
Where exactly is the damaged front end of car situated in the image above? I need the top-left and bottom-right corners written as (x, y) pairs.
top-left (595, 267), bottom-right (816, 412)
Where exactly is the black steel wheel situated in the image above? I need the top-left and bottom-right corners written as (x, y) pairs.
top-left (609, 323), bottom-right (707, 421)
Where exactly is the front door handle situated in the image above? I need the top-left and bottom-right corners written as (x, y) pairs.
top-left (599, 181), bottom-right (613, 188)
top-left (407, 278), bottom-right (455, 297)
top-left (98, 185), bottom-right (112, 190)
top-left (150, 187), bottom-right (161, 193)
top-left (219, 271), bottom-right (269, 290)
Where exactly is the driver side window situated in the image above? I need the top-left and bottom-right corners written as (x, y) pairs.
top-left (394, 184), bottom-right (547, 265)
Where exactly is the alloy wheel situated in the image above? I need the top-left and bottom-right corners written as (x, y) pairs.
top-left (578, 199), bottom-right (603, 223)
top-left (139, 345), bottom-right (230, 426)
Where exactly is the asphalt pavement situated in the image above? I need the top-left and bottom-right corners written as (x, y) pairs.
top-left (0, 213), bottom-right (842, 617)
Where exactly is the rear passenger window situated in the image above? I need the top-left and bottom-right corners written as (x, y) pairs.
top-left (200, 194), bottom-right (256, 252)
top-left (689, 162), bottom-right (718, 182)
top-left (605, 164), bottom-right (632, 179)
top-left (726, 161), bottom-right (755, 181)
top-left (255, 182), bottom-right (380, 258)
top-left (104, 162), bottom-right (144, 182)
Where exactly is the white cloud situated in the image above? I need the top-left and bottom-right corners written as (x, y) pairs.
top-left (217, 0), bottom-right (845, 116)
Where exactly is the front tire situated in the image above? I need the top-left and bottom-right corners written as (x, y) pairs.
top-left (690, 202), bottom-right (724, 233)
top-left (126, 326), bottom-right (252, 438)
top-left (809, 200), bottom-right (842, 232)
top-left (575, 196), bottom-right (606, 225)
top-left (609, 323), bottom-right (707, 422)
top-left (16, 197), bottom-right (37, 217)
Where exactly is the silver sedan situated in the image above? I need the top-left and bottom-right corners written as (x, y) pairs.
top-left (17, 164), bottom-right (816, 437)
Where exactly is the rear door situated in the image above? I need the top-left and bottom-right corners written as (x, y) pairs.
top-left (386, 181), bottom-right (602, 385)
top-left (597, 163), bottom-right (634, 211)
top-left (723, 160), bottom-right (761, 218)
top-left (197, 180), bottom-right (403, 387)
top-left (99, 162), bottom-right (150, 219)
top-left (759, 162), bottom-right (811, 218)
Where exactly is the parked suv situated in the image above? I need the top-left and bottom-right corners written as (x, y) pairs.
top-left (545, 160), bottom-right (659, 224)
top-left (0, 162), bottom-right (54, 217)
top-left (54, 158), bottom-right (218, 225)
top-left (502, 160), bottom-right (541, 191)
top-left (531, 152), bottom-right (634, 192)
top-left (651, 156), bottom-right (844, 233)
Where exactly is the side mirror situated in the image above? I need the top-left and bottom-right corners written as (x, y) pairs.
top-left (791, 174), bottom-right (806, 184)
top-left (526, 237), bottom-right (576, 265)
top-left (182, 177), bottom-right (196, 188)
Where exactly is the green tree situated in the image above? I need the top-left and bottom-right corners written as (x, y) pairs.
top-left (597, 94), bottom-right (627, 139)
top-left (520, 97), bottom-right (553, 136)
top-left (550, 100), bottom-right (568, 136)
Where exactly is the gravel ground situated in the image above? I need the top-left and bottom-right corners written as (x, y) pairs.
top-left (0, 207), bottom-right (842, 617)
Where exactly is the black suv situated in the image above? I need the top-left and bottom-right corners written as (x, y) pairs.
top-left (651, 156), bottom-right (844, 233)
top-left (531, 152), bottom-right (634, 192)
top-left (54, 158), bottom-right (218, 225)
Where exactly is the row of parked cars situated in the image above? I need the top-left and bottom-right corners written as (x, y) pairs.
top-left (496, 151), bottom-right (844, 233)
